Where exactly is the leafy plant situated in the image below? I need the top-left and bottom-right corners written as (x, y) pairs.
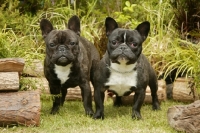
top-left (0, 0), bottom-right (200, 95)
top-left (162, 39), bottom-right (200, 94)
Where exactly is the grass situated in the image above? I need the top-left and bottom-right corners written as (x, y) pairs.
top-left (0, 97), bottom-right (185, 133)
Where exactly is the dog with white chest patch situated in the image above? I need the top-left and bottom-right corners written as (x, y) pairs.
top-left (40, 15), bottom-right (100, 115)
top-left (91, 17), bottom-right (160, 119)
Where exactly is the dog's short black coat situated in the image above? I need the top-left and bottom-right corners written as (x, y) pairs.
top-left (40, 15), bottom-right (100, 115)
top-left (91, 17), bottom-right (160, 119)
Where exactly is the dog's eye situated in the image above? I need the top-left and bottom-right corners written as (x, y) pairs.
top-left (69, 42), bottom-right (76, 46)
top-left (111, 40), bottom-right (117, 45)
top-left (49, 43), bottom-right (56, 47)
top-left (130, 42), bottom-right (138, 47)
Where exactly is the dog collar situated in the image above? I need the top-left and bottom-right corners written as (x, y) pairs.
top-left (106, 64), bottom-right (136, 74)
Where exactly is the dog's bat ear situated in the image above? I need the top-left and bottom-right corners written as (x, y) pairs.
top-left (105, 17), bottom-right (118, 36)
top-left (67, 15), bottom-right (80, 36)
top-left (136, 21), bottom-right (150, 41)
top-left (40, 19), bottom-right (53, 38)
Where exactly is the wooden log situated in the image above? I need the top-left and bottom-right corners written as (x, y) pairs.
top-left (23, 60), bottom-right (44, 77)
top-left (0, 90), bottom-right (41, 127)
top-left (112, 80), bottom-right (166, 105)
top-left (0, 72), bottom-right (19, 91)
top-left (22, 77), bottom-right (94, 100)
top-left (23, 77), bottom-right (166, 103)
top-left (173, 78), bottom-right (199, 102)
top-left (0, 58), bottom-right (24, 72)
top-left (21, 77), bottom-right (49, 93)
top-left (66, 86), bottom-right (83, 100)
top-left (167, 100), bottom-right (200, 133)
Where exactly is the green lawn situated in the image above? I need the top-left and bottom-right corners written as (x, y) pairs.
top-left (0, 97), bottom-right (185, 133)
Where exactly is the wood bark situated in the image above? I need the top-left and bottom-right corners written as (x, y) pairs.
top-left (173, 78), bottom-right (198, 102)
top-left (112, 80), bottom-right (166, 105)
top-left (167, 100), bottom-right (200, 133)
top-left (0, 90), bottom-right (41, 127)
top-left (23, 59), bottom-right (44, 77)
top-left (23, 77), bottom-right (166, 103)
top-left (22, 77), bottom-right (94, 100)
top-left (0, 58), bottom-right (24, 72)
top-left (0, 72), bottom-right (19, 91)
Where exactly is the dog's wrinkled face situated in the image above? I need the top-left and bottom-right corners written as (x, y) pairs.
top-left (105, 17), bottom-right (150, 65)
top-left (44, 29), bottom-right (79, 66)
top-left (40, 16), bottom-right (81, 66)
top-left (107, 29), bottom-right (143, 65)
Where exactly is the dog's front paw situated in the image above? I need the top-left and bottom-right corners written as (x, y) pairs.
top-left (85, 109), bottom-right (94, 117)
top-left (50, 106), bottom-right (59, 115)
top-left (93, 111), bottom-right (104, 120)
top-left (113, 96), bottom-right (122, 107)
top-left (132, 110), bottom-right (142, 120)
top-left (113, 101), bottom-right (122, 107)
top-left (152, 102), bottom-right (161, 110)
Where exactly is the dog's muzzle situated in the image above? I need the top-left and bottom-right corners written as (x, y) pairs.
top-left (58, 45), bottom-right (67, 54)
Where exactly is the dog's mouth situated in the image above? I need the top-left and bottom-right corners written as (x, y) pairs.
top-left (56, 56), bottom-right (71, 66)
top-left (111, 53), bottom-right (137, 65)
top-left (117, 54), bottom-right (129, 62)
top-left (58, 56), bottom-right (68, 62)
top-left (111, 54), bottom-right (129, 64)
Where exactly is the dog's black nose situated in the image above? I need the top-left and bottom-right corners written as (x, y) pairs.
top-left (119, 44), bottom-right (127, 51)
top-left (58, 45), bottom-right (66, 52)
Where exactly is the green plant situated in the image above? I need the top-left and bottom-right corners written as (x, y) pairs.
top-left (0, 30), bottom-right (12, 58)
top-left (162, 39), bottom-right (200, 93)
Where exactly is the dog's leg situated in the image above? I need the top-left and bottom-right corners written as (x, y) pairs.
top-left (79, 82), bottom-right (94, 116)
top-left (114, 96), bottom-right (122, 107)
top-left (61, 88), bottom-right (67, 106)
top-left (149, 78), bottom-right (161, 110)
top-left (132, 90), bottom-right (145, 119)
top-left (93, 86), bottom-right (105, 119)
top-left (49, 85), bottom-right (61, 114)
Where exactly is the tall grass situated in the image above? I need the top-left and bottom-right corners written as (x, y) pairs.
top-left (0, 0), bottom-right (200, 93)
top-left (142, 0), bottom-right (200, 93)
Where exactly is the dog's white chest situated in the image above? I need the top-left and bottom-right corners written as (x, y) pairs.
top-left (105, 63), bottom-right (137, 96)
top-left (54, 64), bottom-right (72, 84)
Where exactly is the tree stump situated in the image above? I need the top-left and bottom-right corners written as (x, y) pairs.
top-left (0, 72), bottom-right (19, 91)
top-left (167, 100), bottom-right (200, 133)
top-left (0, 58), bottom-right (24, 72)
top-left (0, 90), bottom-right (41, 127)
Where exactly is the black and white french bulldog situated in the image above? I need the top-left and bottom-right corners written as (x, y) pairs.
top-left (91, 17), bottom-right (160, 119)
top-left (40, 15), bottom-right (100, 115)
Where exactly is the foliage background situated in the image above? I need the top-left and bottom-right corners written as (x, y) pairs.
top-left (0, 0), bottom-right (199, 92)
top-left (0, 0), bottom-right (199, 132)
top-left (8, 1), bottom-right (200, 91)
top-left (0, 0), bottom-right (200, 93)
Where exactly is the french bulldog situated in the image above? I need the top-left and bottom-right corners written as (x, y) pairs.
top-left (40, 15), bottom-right (100, 115)
top-left (91, 17), bottom-right (160, 119)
